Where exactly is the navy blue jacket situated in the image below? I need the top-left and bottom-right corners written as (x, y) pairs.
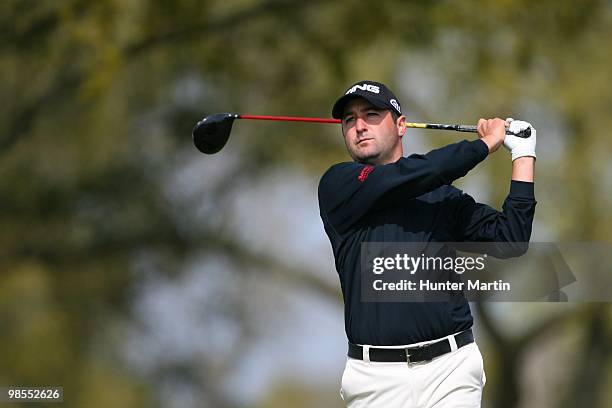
top-left (318, 139), bottom-right (536, 345)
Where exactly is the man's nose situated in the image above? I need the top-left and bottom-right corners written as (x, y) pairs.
top-left (355, 117), bottom-right (367, 132)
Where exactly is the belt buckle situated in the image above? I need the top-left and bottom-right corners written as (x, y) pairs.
top-left (405, 344), bottom-right (425, 365)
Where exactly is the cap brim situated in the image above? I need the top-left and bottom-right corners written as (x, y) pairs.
top-left (331, 94), bottom-right (390, 119)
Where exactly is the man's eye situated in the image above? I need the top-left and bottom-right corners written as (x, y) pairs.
top-left (344, 117), bottom-right (355, 123)
top-left (367, 112), bottom-right (379, 117)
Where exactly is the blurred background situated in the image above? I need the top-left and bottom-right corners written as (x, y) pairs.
top-left (1, 0), bottom-right (612, 407)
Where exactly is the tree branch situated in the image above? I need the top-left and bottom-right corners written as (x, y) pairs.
top-left (124, 0), bottom-right (329, 57)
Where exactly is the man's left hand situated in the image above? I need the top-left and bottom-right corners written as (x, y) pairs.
top-left (504, 118), bottom-right (537, 161)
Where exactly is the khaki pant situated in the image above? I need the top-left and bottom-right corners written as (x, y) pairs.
top-left (340, 335), bottom-right (486, 408)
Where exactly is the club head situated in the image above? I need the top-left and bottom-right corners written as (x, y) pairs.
top-left (192, 113), bottom-right (237, 154)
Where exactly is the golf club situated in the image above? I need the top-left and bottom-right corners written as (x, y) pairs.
top-left (192, 113), bottom-right (531, 154)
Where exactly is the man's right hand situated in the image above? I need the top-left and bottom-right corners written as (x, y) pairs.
top-left (477, 118), bottom-right (506, 154)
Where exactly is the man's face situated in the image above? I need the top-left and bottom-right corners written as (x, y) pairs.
top-left (341, 98), bottom-right (405, 165)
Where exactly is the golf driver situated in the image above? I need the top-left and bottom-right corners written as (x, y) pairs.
top-left (192, 113), bottom-right (531, 154)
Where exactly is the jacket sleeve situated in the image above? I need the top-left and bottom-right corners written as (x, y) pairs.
top-left (318, 139), bottom-right (489, 235)
top-left (453, 181), bottom-right (537, 257)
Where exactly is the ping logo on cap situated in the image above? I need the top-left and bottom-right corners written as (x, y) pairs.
top-left (390, 99), bottom-right (401, 113)
top-left (346, 83), bottom-right (380, 95)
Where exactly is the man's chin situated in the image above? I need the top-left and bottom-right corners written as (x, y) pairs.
top-left (353, 152), bottom-right (382, 165)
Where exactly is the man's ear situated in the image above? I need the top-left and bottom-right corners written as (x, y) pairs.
top-left (397, 115), bottom-right (407, 138)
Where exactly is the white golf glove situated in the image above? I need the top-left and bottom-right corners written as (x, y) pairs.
top-left (504, 118), bottom-right (536, 161)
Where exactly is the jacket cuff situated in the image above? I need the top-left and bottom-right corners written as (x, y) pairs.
top-left (509, 180), bottom-right (535, 198)
top-left (472, 139), bottom-right (489, 160)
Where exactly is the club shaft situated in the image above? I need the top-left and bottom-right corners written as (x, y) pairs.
top-left (408, 123), bottom-right (478, 133)
top-left (234, 115), bottom-right (527, 137)
top-left (239, 114), bottom-right (341, 123)
top-left (239, 115), bottom-right (477, 132)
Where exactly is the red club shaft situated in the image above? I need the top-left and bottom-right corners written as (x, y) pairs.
top-left (239, 114), bottom-right (341, 124)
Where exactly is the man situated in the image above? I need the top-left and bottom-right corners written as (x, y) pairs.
top-left (317, 80), bottom-right (536, 407)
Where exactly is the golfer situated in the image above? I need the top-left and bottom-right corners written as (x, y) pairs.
top-left (318, 80), bottom-right (536, 407)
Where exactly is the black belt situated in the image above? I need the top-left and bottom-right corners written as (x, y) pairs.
top-left (348, 329), bottom-right (474, 363)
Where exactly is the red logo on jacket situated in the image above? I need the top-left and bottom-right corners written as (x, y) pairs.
top-left (357, 165), bottom-right (374, 182)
